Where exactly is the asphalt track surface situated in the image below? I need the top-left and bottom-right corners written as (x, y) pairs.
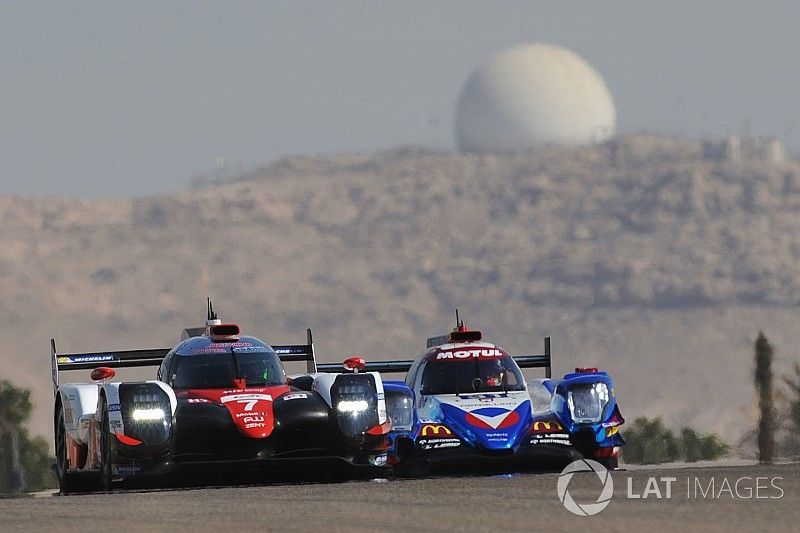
top-left (1, 463), bottom-right (798, 532)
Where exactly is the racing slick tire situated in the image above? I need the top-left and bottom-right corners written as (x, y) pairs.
top-left (393, 460), bottom-right (427, 478)
top-left (391, 438), bottom-right (428, 478)
top-left (99, 395), bottom-right (113, 492)
top-left (55, 405), bottom-right (96, 494)
top-left (597, 454), bottom-right (619, 470)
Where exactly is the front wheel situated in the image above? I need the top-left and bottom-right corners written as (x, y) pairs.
top-left (594, 450), bottom-right (620, 470)
top-left (55, 405), bottom-right (97, 494)
top-left (54, 406), bottom-right (74, 494)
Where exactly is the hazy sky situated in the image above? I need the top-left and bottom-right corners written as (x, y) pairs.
top-left (2, 1), bottom-right (798, 197)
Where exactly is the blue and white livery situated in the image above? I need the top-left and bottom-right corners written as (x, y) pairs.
top-left (332, 323), bottom-right (625, 475)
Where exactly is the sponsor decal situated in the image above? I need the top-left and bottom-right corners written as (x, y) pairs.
top-left (232, 408), bottom-right (269, 428)
top-left (222, 387), bottom-right (270, 394)
top-left (532, 420), bottom-right (564, 433)
top-left (485, 431), bottom-right (511, 442)
top-left (63, 397), bottom-right (76, 426)
top-left (445, 395), bottom-right (527, 411)
top-left (189, 342), bottom-right (254, 354)
top-left (240, 412), bottom-right (267, 429)
top-left (222, 393), bottom-right (272, 415)
top-left (436, 349), bottom-right (504, 360)
top-left (282, 393), bottom-right (308, 401)
top-left (235, 411), bottom-right (265, 417)
top-left (63, 354), bottom-right (115, 363)
top-left (113, 464), bottom-right (143, 476)
top-left (606, 426), bottom-right (619, 437)
top-left (107, 403), bottom-right (121, 412)
top-left (229, 345), bottom-right (266, 353)
top-left (417, 425), bottom-right (461, 450)
top-left (210, 341), bottom-right (253, 348)
top-left (187, 398), bottom-right (210, 403)
top-left (413, 423), bottom-right (462, 450)
top-left (273, 346), bottom-right (307, 355)
top-left (420, 424), bottom-right (453, 437)
top-left (418, 438), bottom-right (461, 450)
top-left (465, 408), bottom-right (520, 430)
top-left (220, 393), bottom-right (272, 404)
top-left (530, 432), bottom-right (572, 446)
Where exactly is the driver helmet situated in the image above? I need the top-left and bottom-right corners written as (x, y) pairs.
top-left (481, 359), bottom-right (505, 387)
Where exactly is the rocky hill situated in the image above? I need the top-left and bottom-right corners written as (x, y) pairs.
top-left (2, 134), bottom-right (799, 444)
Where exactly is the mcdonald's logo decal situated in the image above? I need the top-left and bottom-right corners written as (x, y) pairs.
top-left (532, 420), bottom-right (564, 433)
top-left (420, 424), bottom-right (453, 437)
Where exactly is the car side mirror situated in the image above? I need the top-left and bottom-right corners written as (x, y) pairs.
top-left (90, 367), bottom-right (116, 382)
top-left (343, 356), bottom-right (366, 373)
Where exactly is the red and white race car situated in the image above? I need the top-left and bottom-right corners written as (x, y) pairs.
top-left (52, 302), bottom-right (391, 493)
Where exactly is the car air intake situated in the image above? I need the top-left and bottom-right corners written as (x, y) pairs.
top-left (448, 330), bottom-right (482, 342)
top-left (209, 324), bottom-right (240, 342)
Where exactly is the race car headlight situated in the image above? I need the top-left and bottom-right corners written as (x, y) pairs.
top-left (131, 392), bottom-right (168, 421)
top-left (119, 383), bottom-right (172, 447)
top-left (337, 400), bottom-right (369, 414)
top-left (331, 374), bottom-right (379, 438)
top-left (132, 408), bottom-right (165, 421)
top-left (385, 391), bottom-right (414, 432)
top-left (567, 382), bottom-right (610, 424)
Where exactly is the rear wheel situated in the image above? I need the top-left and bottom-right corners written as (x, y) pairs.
top-left (54, 406), bottom-right (74, 494)
top-left (99, 396), bottom-right (113, 491)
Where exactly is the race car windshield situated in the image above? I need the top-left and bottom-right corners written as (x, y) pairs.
top-left (420, 355), bottom-right (525, 395)
top-left (171, 351), bottom-right (286, 390)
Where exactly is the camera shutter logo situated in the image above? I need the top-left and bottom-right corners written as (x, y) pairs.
top-left (557, 459), bottom-right (614, 516)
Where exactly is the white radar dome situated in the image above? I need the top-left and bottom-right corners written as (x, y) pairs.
top-left (455, 43), bottom-right (615, 152)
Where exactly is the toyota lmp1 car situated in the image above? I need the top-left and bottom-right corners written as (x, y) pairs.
top-left (51, 304), bottom-right (391, 493)
top-left (324, 322), bottom-right (625, 476)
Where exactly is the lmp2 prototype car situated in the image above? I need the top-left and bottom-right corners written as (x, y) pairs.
top-left (51, 304), bottom-right (391, 493)
top-left (319, 323), bottom-right (625, 475)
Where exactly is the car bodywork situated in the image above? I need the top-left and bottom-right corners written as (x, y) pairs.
top-left (318, 324), bottom-right (624, 475)
top-left (51, 309), bottom-right (391, 493)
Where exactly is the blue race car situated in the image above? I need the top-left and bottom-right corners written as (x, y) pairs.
top-left (319, 322), bottom-right (624, 476)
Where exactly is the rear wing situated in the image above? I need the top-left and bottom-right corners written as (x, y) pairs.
top-left (316, 360), bottom-right (415, 374)
top-left (513, 337), bottom-right (552, 379)
top-left (272, 328), bottom-right (317, 374)
top-left (51, 328), bottom-right (319, 390)
top-left (50, 338), bottom-right (170, 391)
top-left (315, 337), bottom-right (551, 377)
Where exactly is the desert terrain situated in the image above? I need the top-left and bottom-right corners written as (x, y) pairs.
top-left (1, 134), bottom-right (798, 446)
